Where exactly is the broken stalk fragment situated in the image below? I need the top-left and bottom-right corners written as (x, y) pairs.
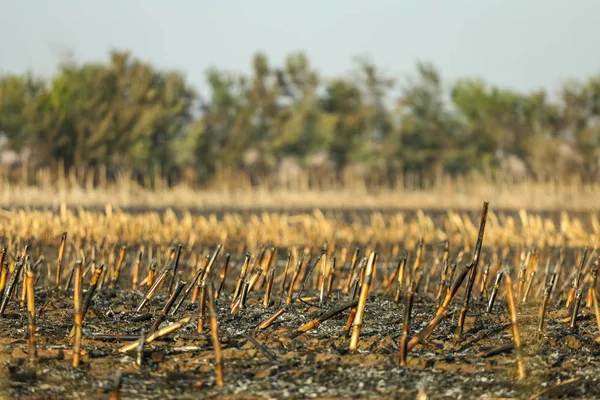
top-left (318, 251), bottom-right (328, 306)
top-left (455, 265), bottom-right (480, 340)
top-left (132, 249), bottom-right (143, 290)
top-left (278, 251), bottom-right (292, 302)
top-left (263, 268), bottom-right (275, 308)
top-left (207, 286), bottom-right (223, 386)
top-left (325, 256), bottom-right (336, 303)
top-left (385, 253), bottom-right (404, 295)
top-left (443, 262), bottom-right (458, 306)
top-left (476, 342), bottom-right (515, 358)
top-left (0, 263), bottom-right (7, 303)
top-left (89, 333), bottom-right (139, 341)
top-left (231, 280), bottom-right (248, 315)
top-left (0, 257), bottom-right (7, 300)
top-left (167, 244), bottom-right (183, 295)
top-left (110, 245), bottom-right (127, 289)
top-left (25, 261), bottom-right (36, 363)
top-left (171, 264), bottom-right (206, 315)
top-left (569, 288), bottom-right (583, 331)
top-left (147, 259), bottom-right (157, 287)
top-left (487, 270), bottom-right (504, 313)
top-left (249, 247), bottom-right (265, 277)
top-left (291, 251), bottom-right (327, 301)
top-left (70, 265), bottom-right (104, 338)
top-left (215, 253), bottom-right (230, 299)
top-left (63, 261), bottom-right (76, 293)
top-left (505, 273), bottom-right (526, 381)
top-left (357, 257), bottom-right (368, 287)
top-left (479, 263), bottom-right (490, 300)
top-left (0, 261), bottom-right (23, 315)
top-left (196, 246), bottom-right (223, 331)
top-left (192, 257), bottom-right (210, 303)
top-left (0, 248), bottom-right (6, 297)
top-left (286, 254), bottom-right (304, 304)
top-left (437, 261), bottom-right (473, 316)
top-left (233, 253), bottom-right (251, 305)
top-left (258, 306), bottom-right (287, 330)
top-left (72, 260), bottom-right (83, 367)
top-left (454, 201), bottom-right (488, 341)
top-left (342, 276), bottom-right (361, 338)
top-left (246, 268), bottom-right (264, 293)
top-left (522, 250), bottom-right (538, 305)
top-left (394, 255), bottom-right (408, 306)
top-left (587, 262), bottom-right (598, 308)
top-left (537, 272), bottom-right (556, 337)
top-left (399, 283), bottom-right (415, 366)
top-left (21, 255), bottom-right (32, 306)
top-left (150, 276), bottom-right (186, 333)
top-left (344, 247), bottom-right (360, 293)
top-left (407, 239), bottom-right (424, 289)
top-left (136, 263), bottom-right (172, 312)
top-left (566, 247), bottom-right (588, 309)
top-left (349, 251), bottom-right (377, 352)
top-left (516, 251), bottom-right (530, 304)
top-left (407, 309), bottom-right (450, 352)
top-left (119, 316), bottom-right (192, 352)
top-left (259, 246), bottom-right (276, 290)
top-left (407, 260), bottom-right (473, 351)
top-left (197, 279), bottom-right (208, 333)
top-left (175, 243), bottom-right (221, 313)
top-left (288, 298), bottom-right (359, 339)
top-left (522, 270), bottom-right (536, 304)
top-left (435, 258), bottom-right (449, 306)
top-left (56, 232), bottom-right (67, 287)
top-left (550, 249), bottom-right (564, 303)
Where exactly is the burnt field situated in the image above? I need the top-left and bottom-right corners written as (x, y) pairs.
top-left (0, 204), bottom-right (599, 399)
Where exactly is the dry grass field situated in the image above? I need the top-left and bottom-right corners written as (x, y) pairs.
top-left (0, 170), bottom-right (599, 399)
top-left (2, 167), bottom-right (600, 211)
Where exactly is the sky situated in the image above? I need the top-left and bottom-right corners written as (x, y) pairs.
top-left (1, 0), bottom-right (599, 97)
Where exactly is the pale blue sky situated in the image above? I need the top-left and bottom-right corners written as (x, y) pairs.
top-left (1, 0), bottom-right (598, 97)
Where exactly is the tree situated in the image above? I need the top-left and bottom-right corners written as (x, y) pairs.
top-left (2, 48), bottom-right (600, 184)
top-left (396, 62), bottom-right (462, 174)
top-left (321, 78), bottom-right (366, 168)
top-left (270, 52), bottom-right (322, 159)
top-left (0, 74), bottom-right (44, 151)
top-left (14, 50), bottom-right (196, 176)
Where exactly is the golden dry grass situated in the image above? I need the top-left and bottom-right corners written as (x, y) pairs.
top-left (2, 179), bottom-right (600, 211)
top-left (1, 206), bottom-right (597, 249)
top-left (2, 167), bottom-right (600, 211)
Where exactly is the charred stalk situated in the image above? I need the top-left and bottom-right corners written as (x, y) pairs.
top-left (349, 251), bottom-right (377, 352)
top-left (399, 283), bottom-right (415, 366)
top-left (72, 260), bottom-right (83, 367)
top-left (288, 298), bottom-right (359, 339)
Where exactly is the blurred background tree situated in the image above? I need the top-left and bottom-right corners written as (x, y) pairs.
top-left (1, 48), bottom-right (600, 186)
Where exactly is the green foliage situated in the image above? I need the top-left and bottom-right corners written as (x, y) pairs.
top-left (1, 49), bottom-right (600, 183)
top-left (397, 62), bottom-right (464, 173)
top-left (1, 51), bottom-right (195, 176)
top-left (0, 74), bottom-right (44, 149)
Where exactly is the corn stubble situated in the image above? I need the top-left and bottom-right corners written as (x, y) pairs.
top-left (0, 201), bottom-right (598, 398)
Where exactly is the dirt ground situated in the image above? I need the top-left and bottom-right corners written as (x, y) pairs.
top-left (1, 281), bottom-right (599, 399)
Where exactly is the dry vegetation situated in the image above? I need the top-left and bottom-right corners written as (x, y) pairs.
top-left (3, 168), bottom-right (600, 211)
top-left (0, 202), bottom-right (599, 399)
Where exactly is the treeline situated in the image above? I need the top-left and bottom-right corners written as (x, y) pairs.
top-left (1, 49), bottom-right (600, 187)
